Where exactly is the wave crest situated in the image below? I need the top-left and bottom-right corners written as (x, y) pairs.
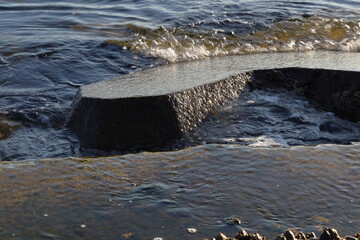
top-left (108, 17), bottom-right (360, 62)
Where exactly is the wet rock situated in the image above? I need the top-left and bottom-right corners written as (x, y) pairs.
top-left (284, 230), bottom-right (296, 240)
top-left (345, 236), bottom-right (357, 240)
top-left (67, 68), bottom-right (250, 149)
top-left (68, 66), bottom-right (360, 149)
top-left (216, 232), bottom-right (228, 240)
top-left (0, 113), bottom-right (21, 140)
top-left (306, 232), bottom-right (316, 239)
top-left (320, 228), bottom-right (341, 240)
top-left (209, 228), bottom-right (357, 240)
top-left (236, 229), bottom-right (248, 240)
top-left (187, 228), bottom-right (197, 234)
top-left (295, 232), bottom-right (307, 240)
top-left (225, 217), bottom-right (242, 225)
top-left (252, 68), bottom-right (360, 122)
top-left (249, 233), bottom-right (265, 240)
top-left (275, 234), bottom-right (287, 240)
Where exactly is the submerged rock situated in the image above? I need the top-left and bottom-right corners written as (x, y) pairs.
top-left (0, 113), bottom-right (21, 140)
top-left (225, 217), bottom-right (242, 225)
top-left (251, 68), bottom-right (360, 122)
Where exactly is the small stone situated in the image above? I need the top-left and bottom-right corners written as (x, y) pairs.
top-left (236, 229), bottom-right (248, 240)
top-left (80, 224), bottom-right (86, 229)
top-left (225, 217), bottom-right (242, 225)
top-left (345, 236), bottom-right (357, 240)
top-left (43, 214), bottom-right (48, 217)
top-left (306, 232), bottom-right (317, 239)
top-left (320, 228), bottom-right (341, 240)
top-left (250, 233), bottom-right (264, 240)
top-left (234, 218), bottom-right (241, 225)
top-left (153, 238), bottom-right (163, 240)
top-left (275, 234), bottom-right (286, 240)
top-left (187, 228), bottom-right (197, 234)
top-left (216, 232), bottom-right (228, 240)
top-left (121, 232), bottom-right (134, 239)
top-left (296, 232), bottom-right (307, 240)
top-left (284, 230), bottom-right (296, 240)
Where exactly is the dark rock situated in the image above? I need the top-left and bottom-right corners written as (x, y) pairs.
top-left (225, 217), bottom-right (242, 225)
top-left (236, 229), bottom-right (248, 240)
top-left (67, 66), bottom-right (360, 149)
top-left (216, 232), bottom-right (229, 240)
top-left (67, 70), bottom-right (250, 149)
top-left (250, 233), bottom-right (265, 240)
top-left (296, 232), bottom-right (307, 240)
top-left (345, 236), bottom-right (357, 240)
top-left (0, 113), bottom-right (21, 140)
top-left (209, 228), bottom-right (359, 240)
top-left (320, 228), bottom-right (341, 240)
top-left (284, 230), bottom-right (296, 240)
top-left (251, 68), bottom-right (360, 122)
top-left (275, 234), bottom-right (287, 240)
top-left (306, 232), bottom-right (317, 239)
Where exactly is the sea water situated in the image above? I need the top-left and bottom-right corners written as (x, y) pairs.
top-left (0, 0), bottom-right (359, 239)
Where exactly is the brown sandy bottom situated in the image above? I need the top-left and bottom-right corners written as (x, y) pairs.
top-left (0, 143), bottom-right (358, 240)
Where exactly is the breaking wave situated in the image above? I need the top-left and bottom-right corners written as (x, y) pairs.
top-left (106, 16), bottom-right (360, 62)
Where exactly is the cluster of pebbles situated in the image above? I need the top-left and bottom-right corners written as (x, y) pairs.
top-left (205, 228), bottom-right (359, 240)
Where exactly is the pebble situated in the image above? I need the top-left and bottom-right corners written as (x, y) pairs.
top-left (224, 217), bottom-right (241, 225)
top-left (320, 228), bottom-right (341, 240)
top-left (215, 232), bottom-right (228, 240)
top-left (306, 232), bottom-right (317, 239)
top-left (207, 228), bottom-right (357, 240)
top-left (80, 224), bottom-right (86, 229)
top-left (187, 228), bottom-right (197, 234)
top-left (153, 238), bottom-right (163, 240)
top-left (296, 232), bottom-right (306, 240)
top-left (284, 230), bottom-right (296, 240)
top-left (345, 237), bottom-right (357, 240)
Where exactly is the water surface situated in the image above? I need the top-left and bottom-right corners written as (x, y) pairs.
top-left (0, 144), bottom-right (359, 239)
top-left (0, 0), bottom-right (360, 238)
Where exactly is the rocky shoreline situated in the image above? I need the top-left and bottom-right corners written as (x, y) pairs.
top-left (205, 228), bottom-right (359, 240)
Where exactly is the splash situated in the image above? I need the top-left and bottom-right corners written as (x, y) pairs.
top-left (107, 17), bottom-right (360, 62)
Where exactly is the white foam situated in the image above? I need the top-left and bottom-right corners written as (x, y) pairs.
top-left (118, 17), bottom-right (360, 62)
top-left (240, 135), bottom-right (289, 147)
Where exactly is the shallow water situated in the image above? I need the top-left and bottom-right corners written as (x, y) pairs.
top-left (1, 0), bottom-right (360, 238)
top-left (2, 0), bottom-right (360, 161)
top-left (180, 89), bottom-right (360, 147)
top-left (0, 144), bottom-right (359, 239)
